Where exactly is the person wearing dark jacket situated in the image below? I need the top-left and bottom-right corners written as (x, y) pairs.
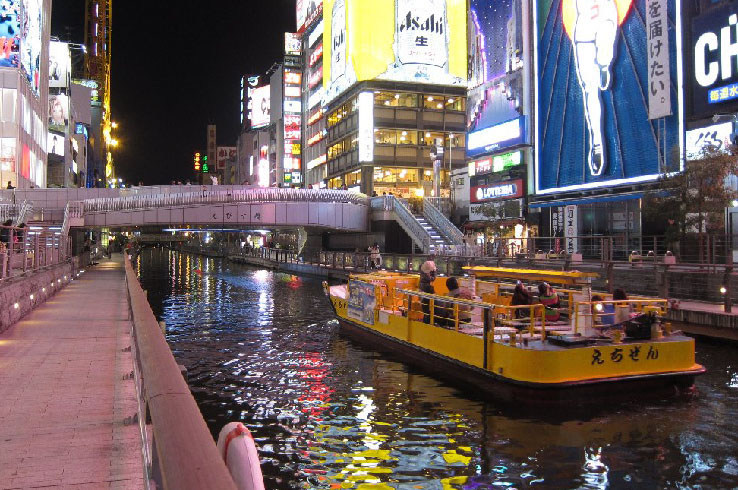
top-left (511, 281), bottom-right (532, 318)
top-left (419, 259), bottom-right (437, 324)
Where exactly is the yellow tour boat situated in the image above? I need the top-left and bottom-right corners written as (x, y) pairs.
top-left (323, 266), bottom-right (705, 404)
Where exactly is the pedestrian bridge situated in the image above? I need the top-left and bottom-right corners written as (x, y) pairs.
top-left (61, 188), bottom-right (370, 233)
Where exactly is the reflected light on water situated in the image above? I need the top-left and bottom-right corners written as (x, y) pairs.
top-left (583, 446), bottom-right (609, 489)
top-left (133, 250), bottom-right (738, 490)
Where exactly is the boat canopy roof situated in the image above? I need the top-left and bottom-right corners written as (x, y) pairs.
top-left (462, 266), bottom-right (599, 286)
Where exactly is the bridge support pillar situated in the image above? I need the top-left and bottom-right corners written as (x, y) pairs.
top-left (360, 166), bottom-right (374, 196)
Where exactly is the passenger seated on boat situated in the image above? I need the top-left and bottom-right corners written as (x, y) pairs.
top-left (613, 288), bottom-right (634, 324)
top-left (511, 281), bottom-right (532, 318)
top-left (419, 259), bottom-right (437, 324)
top-left (538, 282), bottom-right (561, 322)
top-left (592, 295), bottom-right (615, 325)
top-left (437, 277), bottom-right (473, 328)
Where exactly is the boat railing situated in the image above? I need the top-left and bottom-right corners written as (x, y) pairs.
top-left (572, 299), bottom-right (669, 335)
top-left (392, 287), bottom-right (550, 342)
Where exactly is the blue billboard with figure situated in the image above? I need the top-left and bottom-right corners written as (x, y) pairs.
top-left (467, 0), bottom-right (529, 157)
top-left (535, 0), bottom-right (682, 194)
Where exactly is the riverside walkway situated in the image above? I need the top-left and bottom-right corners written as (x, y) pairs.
top-left (0, 255), bottom-right (144, 489)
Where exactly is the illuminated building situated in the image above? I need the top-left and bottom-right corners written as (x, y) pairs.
top-left (84, 0), bottom-right (114, 187)
top-left (0, 0), bottom-right (52, 189)
top-left (463, 0), bottom-right (531, 240)
top-left (313, 0), bottom-right (468, 196)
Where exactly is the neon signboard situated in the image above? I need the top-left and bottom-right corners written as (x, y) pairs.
top-left (471, 179), bottom-right (523, 203)
top-left (535, 0), bottom-right (683, 194)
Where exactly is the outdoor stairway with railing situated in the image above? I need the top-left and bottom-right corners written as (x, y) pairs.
top-left (414, 214), bottom-right (452, 248)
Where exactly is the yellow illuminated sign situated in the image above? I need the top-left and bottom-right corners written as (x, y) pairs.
top-left (323, 0), bottom-right (467, 101)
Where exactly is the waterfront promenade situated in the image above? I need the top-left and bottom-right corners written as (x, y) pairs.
top-left (0, 256), bottom-right (144, 489)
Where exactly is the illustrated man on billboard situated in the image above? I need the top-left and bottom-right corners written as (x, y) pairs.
top-left (572, 0), bottom-right (618, 177)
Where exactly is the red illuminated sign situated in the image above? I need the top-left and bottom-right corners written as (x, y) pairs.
top-left (308, 66), bottom-right (323, 89)
top-left (310, 43), bottom-right (323, 67)
top-left (470, 179), bottom-right (524, 203)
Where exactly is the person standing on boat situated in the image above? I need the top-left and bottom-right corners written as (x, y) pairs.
top-left (419, 259), bottom-right (437, 324)
top-left (538, 282), bottom-right (561, 322)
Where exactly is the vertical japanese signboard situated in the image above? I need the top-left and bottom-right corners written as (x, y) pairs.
top-left (358, 92), bottom-right (374, 163)
top-left (565, 205), bottom-right (578, 254)
top-left (646, 0), bottom-right (671, 119)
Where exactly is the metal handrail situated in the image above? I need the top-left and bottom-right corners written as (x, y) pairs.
top-left (0, 224), bottom-right (71, 280)
top-left (123, 255), bottom-right (236, 490)
top-left (84, 188), bottom-right (369, 214)
top-left (371, 196), bottom-right (432, 253)
top-left (423, 198), bottom-right (464, 245)
top-left (15, 200), bottom-right (33, 225)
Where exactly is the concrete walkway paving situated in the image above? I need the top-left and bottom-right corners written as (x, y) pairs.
top-left (0, 256), bottom-right (144, 489)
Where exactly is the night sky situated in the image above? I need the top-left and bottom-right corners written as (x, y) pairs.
top-left (51, 1), bottom-right (296, 185)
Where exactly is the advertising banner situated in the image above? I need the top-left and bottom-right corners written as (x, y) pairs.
top-left (467, 0), bottom-right (527, 148)
top-left (297, 0), bottom-right (323, 32)
top-left (49, 41), bottom-right (70, 88)
top-left (20, 0), bottom-right (42, 96)
top-left (467, 116), bottom-right (526, 157)
top-left (689, 3), bottom-right (738, 118)
top-left (216, 147), bottom-right (236, 170)
top-left (468, 150), bottom-right (523, 177)
top-left (564, 205), bottom-right (578, 254)
top-left (470, 178), bottom-right (524, 203)
top-left (0, 1), bottom-right (19, 69)
top-left (48, 94), bottom-right (69, 133)
top-left (535, 0), bottom-right (681, 194)
top-left (646, 0), bottom-right (671, 119)
top-left (347, 280), bottom-right (376, 325)
top-left (323, 0), bottom-right (467, 103)
top-left (47, 131), bottom-right (64, 157)
top-left (470, 198), bottom-right (523, 221)
top-left (358, 91), bottom-right (374, 162)
top-left (249, 85), bottom-right (271, 129)
top-left (685, 122), bottom-right (734, 159)
top-left (285, 32), bottom-right (302, 56)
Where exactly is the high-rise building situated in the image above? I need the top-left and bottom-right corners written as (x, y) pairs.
top-left (0, 0), bottom-right (52, 189)
top-left (84, 0), bottom-right (113, 187)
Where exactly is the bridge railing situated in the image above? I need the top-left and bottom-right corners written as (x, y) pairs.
top-left (0, 224), bottom-right (71, 281)
top-left (83, 188), bottom-right (369, 213)
top-left (123, 254), bottom-right (236, 490)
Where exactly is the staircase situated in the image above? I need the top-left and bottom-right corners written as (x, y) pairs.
top-left (414, 214), bottom-right (452, 249)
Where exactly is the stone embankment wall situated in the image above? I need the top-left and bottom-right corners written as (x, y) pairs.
top-left (0, 261), bottom-right (76, 333)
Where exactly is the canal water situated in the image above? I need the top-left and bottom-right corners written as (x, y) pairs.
top-left (137, 249), bottom-right (738, 489)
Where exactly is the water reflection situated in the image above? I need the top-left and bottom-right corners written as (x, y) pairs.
top-left (135, 249), bottom-right (738, 489)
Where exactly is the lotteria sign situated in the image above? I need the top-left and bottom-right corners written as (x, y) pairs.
top-left (471, 179), bottom-right (523, 203)
top-left (690, 4), bottom-right (738, 117)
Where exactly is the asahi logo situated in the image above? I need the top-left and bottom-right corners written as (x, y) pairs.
top-left (398, 11), bottom-right (445, 34)
top-left (395, 0), bottom-right (448, 69)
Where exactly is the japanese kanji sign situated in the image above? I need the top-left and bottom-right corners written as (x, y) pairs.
top-left (647, 0), bottom-right (671, 119)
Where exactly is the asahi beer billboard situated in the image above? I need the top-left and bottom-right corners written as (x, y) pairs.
top-left (535, 0), bottom-right (682, 194)
top-left (467, 0), bottom-right (528, 150)
top-left (688, 3), bottom-right (738, 118)
top-left (323, 0), bottom-right (467, 103)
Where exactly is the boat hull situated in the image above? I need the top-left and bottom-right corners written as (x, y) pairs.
top-left (336, 316), bottom-right (705, 406)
